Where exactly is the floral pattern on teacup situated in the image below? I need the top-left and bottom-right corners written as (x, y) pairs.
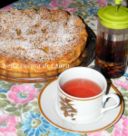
top-left (60, 97), bottom-right (77, 120)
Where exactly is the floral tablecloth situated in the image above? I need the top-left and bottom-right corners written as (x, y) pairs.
top-left (0, 0), bottom-right (128, 136)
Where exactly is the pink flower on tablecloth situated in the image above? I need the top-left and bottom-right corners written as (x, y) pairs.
top-left (0, 115), bottom-right (18, 136)
top-left (113, 116), bottom-right (128, 136)
top-left (49, 0), bottom-right (77, 13)
top-left (114, 80), bottom-right (128, 90)
top-left (0, 5), bottom-right (12, 11)
top-left (97, 0), bottom-right (107, 7)
top-left (7, 84), bottom-right (37, 104)
top-left (87, 130), bottom-right (110, 136)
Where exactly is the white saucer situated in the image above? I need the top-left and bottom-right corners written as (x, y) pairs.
top-left (38, 79), bottom-right (124, 133)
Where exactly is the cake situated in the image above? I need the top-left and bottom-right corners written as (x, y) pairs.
top-left (0, 8), bottom-right (88, 78)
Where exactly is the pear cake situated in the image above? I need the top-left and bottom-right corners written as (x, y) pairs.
top-left (0, 8), bottom-right (88, 78)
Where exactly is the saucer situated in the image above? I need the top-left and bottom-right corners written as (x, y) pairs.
top-left (38, 79), bottom-right (124, 133)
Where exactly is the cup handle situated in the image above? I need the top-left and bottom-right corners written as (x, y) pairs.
top-left (101, 93), bottom-right (120, 113)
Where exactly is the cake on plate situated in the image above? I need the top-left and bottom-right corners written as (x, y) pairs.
top-left (0, 8), bottom-right (88, 78)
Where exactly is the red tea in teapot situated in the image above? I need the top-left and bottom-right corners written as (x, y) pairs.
top-left (95, 35), bottom-right (128, 78)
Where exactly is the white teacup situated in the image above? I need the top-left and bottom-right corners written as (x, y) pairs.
top-left (56, 67), bottom-right (120, 124)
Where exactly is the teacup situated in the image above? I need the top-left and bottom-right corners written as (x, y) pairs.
top-left (56, 67), bottom-right (120, 124)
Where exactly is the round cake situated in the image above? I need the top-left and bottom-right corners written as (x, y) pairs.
top-left (0, 8), bottom-right (88, 78)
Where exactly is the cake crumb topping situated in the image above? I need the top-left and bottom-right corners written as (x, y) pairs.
top-left (0, 8), bottom-right (85, 61)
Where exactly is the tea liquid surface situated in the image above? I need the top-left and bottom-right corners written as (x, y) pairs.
top-left (61, 78), bottom-right (102, 98)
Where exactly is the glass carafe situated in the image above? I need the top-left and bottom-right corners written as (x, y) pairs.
top-left (95, 5), bottom-right (128, 78)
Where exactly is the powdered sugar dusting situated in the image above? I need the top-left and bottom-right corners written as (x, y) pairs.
top-left (0, 8), bottom-right (85, 62)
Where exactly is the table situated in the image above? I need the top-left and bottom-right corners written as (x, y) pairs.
top-left (0, 0), bottom-right (128, 136)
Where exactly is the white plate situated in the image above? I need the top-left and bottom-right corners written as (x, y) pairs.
top-left (38, 79), bottom-right (124, 133)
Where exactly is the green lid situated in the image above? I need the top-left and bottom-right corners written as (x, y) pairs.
top-left (98, 6), bottom-right (128, 29)
top-left (115, 0), bottom-right (122, 5)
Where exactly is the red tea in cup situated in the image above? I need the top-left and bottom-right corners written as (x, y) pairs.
top-left (61, 78), bottom-right (102, 98)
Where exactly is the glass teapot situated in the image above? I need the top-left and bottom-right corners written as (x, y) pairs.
top-left (95, 0), bottom-right (128, 78)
